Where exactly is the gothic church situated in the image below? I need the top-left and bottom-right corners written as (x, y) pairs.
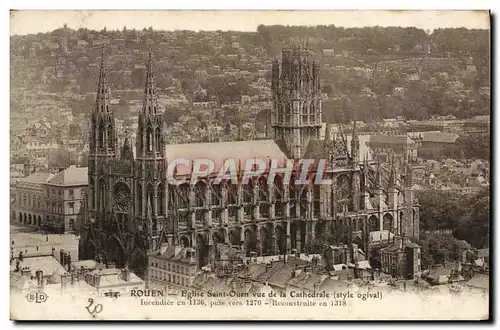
top-left (80, 44), bottom-right (419, 278)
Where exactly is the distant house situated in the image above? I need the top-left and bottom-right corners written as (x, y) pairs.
top-left (322, 49), bottom-right (335, 57)
top-left (417, 132), bottom-right (459, 157)
top-left (422, 264), bottom-right (465, 285)
top-left (367, 134), bottom-right (417, 162)
top-left (465, 274), bottom-right (489, 292)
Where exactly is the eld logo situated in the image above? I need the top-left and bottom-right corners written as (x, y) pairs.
top-left (26, 291), bottom-right (48, 303)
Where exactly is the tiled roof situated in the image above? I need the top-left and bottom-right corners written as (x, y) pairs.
top-left (16, 256), bottom-right (67, 278)
top-left (164, 139), bottom-right (289, 176)
top-left (47, 166), bottom-right (88, 186)
top-left (72, 259), bottom-right (99, 270)
top-left (10, 272), bottom-right (33, 290)
top-left (17, 172), bottom-right (53, 184)
top-left (465, 274), bottom-right (490, 290)
top-left (156, 245), bottom-right (197, 265)
top-left (420, 132), bottom-right (459, 144)
top-left (369, 135), bottom-right (415, 145)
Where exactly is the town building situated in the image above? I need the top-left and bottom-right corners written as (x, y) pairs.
top-left (147, 245), bottom-right (198, 291)
top-left (10, 248), bottom-right (144, 297)
top-left (80, 44), bottom-right (419, 279)
top-left (12, 172), bottom-right (53, 227)
top-left (413, 131), bottom-right (460, 158)
top-left (367, 134), bottom-right (418, 162)
top-left (380, 235), bottom-right (421, 280)
top-left (43, 165), bottom-right (88, 233)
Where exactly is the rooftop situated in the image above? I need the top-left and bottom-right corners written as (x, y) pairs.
top-left (17, 172), bottom-right (53, 184)
top-left (46, 165), bottom-right (88, 186)
top-left (419, 132), bottom-right (459, 144)
top-left (369, 135), bottom-right (415, 145)
top-left (164, 139), bottom-right (288, 177)
top-left (12, 255), bottom-right (66, 278)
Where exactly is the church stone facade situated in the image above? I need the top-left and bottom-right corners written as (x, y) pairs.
top-left (80, 44), bottom-right (419, 278)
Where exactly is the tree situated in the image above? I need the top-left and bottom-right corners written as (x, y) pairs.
top-left (48, 149), bottom-right (71, 170)
top-left (453, 188), bottom-right (490, 248)
top-left (418, 233), bottom-right (462, 269)
top-left (417, 190), bottom-right (467, 231)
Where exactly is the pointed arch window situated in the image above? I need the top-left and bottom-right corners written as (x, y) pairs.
top-left (98, 124), bottom-right (105, 148)
top-left (147, 127), bottom-right (153, 152)
top-left (137, 182), bottom-right (143, 216)
top-left (158, 184), bottom-right (164, 216)
top-left (98, 179), bottom-right (106, 211)
top-left (155, 128), bottom-right (161, 151)
top-left (108, 125), bottom-right (113, 149)
top-left (147, 184), bottom-right (155, 215)
top-left (137, 127), bottom-right (143, 152)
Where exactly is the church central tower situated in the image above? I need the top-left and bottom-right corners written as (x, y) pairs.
top-left (271, 41), bottom-right (322, 159)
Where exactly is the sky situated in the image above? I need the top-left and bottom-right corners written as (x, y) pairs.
top-left (10, 10), bottom-right (490, 36)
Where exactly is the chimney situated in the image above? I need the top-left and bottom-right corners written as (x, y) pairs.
top-left (51, 247), bottom-right (55, 256)
top-left (65, 253), bottom-right (72, 272)
top-left (36, 270), bottom-right (43, 286)
top-left (351, 244), bottom-right (359, 264)
top-left (95, 274), bottom-right (101, 287)
top-left (121, 268), bottom-right (131, 282)
top-left (79, 266), bottom-right (85, 282)
top-left (21, 266), bottom-right (31, 277)
top-left (61, 273), bottom-right (68, 291)
top-left (60, 249), bottom-right (65, 264)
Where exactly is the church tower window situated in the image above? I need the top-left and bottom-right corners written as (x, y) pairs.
top-left (98, 127), bottom-right (104, 148)
top-left (147, 127), bottom-right (153, 152)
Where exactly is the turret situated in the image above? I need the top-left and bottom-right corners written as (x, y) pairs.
top-left (388, 156), bottom-right (398, 209)
top-left (350, 120), bottom-right (359, 168)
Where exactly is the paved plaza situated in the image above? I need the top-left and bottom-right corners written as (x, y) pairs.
top-left (10, 224), bottom-right (79, 260)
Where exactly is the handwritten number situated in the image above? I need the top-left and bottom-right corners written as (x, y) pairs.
top-left (85, 298), bottom-right (103, 316)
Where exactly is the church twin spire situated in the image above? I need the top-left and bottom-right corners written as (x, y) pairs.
top-left (95, 47), bottom-right (111, 113)
top-left (142, 51), bottom-right (159, 115)
top-left (136, 51), bottom-right (165, 159)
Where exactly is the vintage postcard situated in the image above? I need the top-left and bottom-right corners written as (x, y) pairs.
top-left (9, 10), bottom-right (491, 320)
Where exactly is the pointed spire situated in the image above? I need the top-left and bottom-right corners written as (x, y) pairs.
top-left (142, 51), bottom-right (159, 115)
top-left (324, 123), bottom-right (333, 142)
top-left (388, 155), bottom-right (396, 187)
top-left (376, 156), bottom-right (383, 189)
top-left (323, 123), bottom-right (335, 164)
top-left (121, 136), bottom-right (133, 160)
top-left (95, 47), bottom-right (111, 113)
top-left (350, 117), bottom-right (360, 167)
